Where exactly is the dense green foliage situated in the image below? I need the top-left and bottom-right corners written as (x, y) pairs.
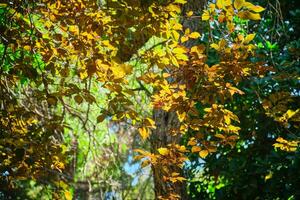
top-left (186, 1), bottom-right (300, 199)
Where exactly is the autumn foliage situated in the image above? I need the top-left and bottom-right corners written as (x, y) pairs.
top-left (0, 0), bottom-right (299, 199)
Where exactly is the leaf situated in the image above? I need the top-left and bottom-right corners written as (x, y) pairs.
top-left (189, 32), bottom-right (201, 39)
top-left (210, 43), bottom-right (219, 50)
top-left (158, 147), bottom-right (169, 156)
top-left (285, 109), bottom-right (299, 119)
top-left (181, 36), bottom-right (189, 43)
top-left (97, 114), bottom-right (106, 123)
top-left (23, 45), bottom-right (31, 51)
top-left (74, 95), bottom-right (83, 104)
top-left (173, 47), bottom-right (186, 55)
top-left (64, 191), bottom-right (72, 200)
top-left (216, 0), bottom-right (231, 9)
top-left (234, 0), bottom-right (245, 10)
top-left (178, 145), bottom-right (188, 152)
top-left (69, 25), bottom-right (79, 34)
top-left (224, 115), bottom-right (231, 125)
top-left (202, 10), bottom-right (210, 21)
top-left (238, 11), bottom-right (261, 20)
top-left (174, 0), bottom-right (187, 4)
top-left (176, 111), bottom-right (186, 122)
top-left (47, 96), bottom-right (57, 106)
top-left (199, 150), bottom-right (209, 158)
top-left (187, 137), bottom-right (197, 146)
top-left (186, 11), bottom-right (193, 17)
top-left (244, 2), bottom-right (265, 12)
top-left (265, 172), bottom-right (273, 181)
top-left (138, 127), bottom-right (150, 140)
top-left (191, 146), bottom-right (201, 153)
top-left (215, 133), bottom-right (225, 139)
top-left (250, 5), bottom-right (265, 13)
top-left (244, 33), bottom-right (256, 44)
top-left (144, 117), bottom-right (156, 128)
top-left (174, 176), bottom-right (186, 182)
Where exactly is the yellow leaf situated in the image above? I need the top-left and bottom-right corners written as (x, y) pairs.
top-left (228, 125), bottom-right (241, 133)
top-left (286, 109), bottom-right (299, 119)
top-left (173, 47), bottom-right (186, 55)
top-left (244, 33), bottom-right (256, 44)
top-left (144, 117), bottom-right (156, 128)
top-left (172, 22), bottom-right (183, 30)
top-left (187, 11), bottom-right (193, 17)
top-left (210, 43), bottom-right (219, 50)
top-left (181, 36), bottom-right (189, 43)
top-left (174, 0), bottom-right (187, 4)
top-left (138, 127), bottom-right (150, 140)
top-left (224, 115), bottom-right (231, 125)
top-left (209, 3), bottom-right (216, 11)
top-left (69, 25), bottom-right (79, 34)
top-left (215, 134), bottom-right (225, 139)
top-left (244, 2), bottom-right (265, 12)
top-left (216, 0), bottom-right (223, 9)
top-left (251, 5), bottom-right (265, 13)
top-left (122, 64), bottom-right (133, 74)
top-left (199, 150), bottom-right (209, 158)
top-left (172, 30), bottom-right (180, 41)
top-left (191, 45), bottom-right (205, 54)
top-left (175, 176), bottom-right (186, 182)
top-left (174, 52), bottom-right (188, 61)
top-left (184, 28), bottom-right (191, 35)
top-left (158, 147), bottom-right (169, 156)
top-left (265, 172), bottom-right (273, 181)
top-left (238, 11), bottom-right (261, 20)
top-left (202, 10), bottom-right (210, 21)
top-left (172, 172), bottom-right (180, 177)
top-left (189, 32), bottom-right (201, 39)
top-left (176, 111), bottom-right (186, 122)
top-left (0, 3), bottom-right (8, 7)
top-left (234, 0), bottom-right (245, 10)
top-left (191, 146), bottom-right (201, 153)
top-left (178, 145), bottom-right (187, 152)
top-left (216, 0), bottom-right (231, 9)
top-left (64, 191), bottom-right (72, 200)
top-left (23, 45), bottom-right (31, 51)
top-left (187, 137), bottom-right (197, 146)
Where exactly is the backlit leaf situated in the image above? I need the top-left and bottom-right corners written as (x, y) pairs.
top-left (238, 11), bottom-right (261, 20)
top-left (139, 127), bottom-right (150, 140)
top-left (244, 33), bottom-right (256, 44)
top-left (189, 32), bottom-right (201, 39)
top-left (234, 0), bottom-right (245, 10)
top-left (199, 150), bottom-right (209, 158)
top-left (158, 147), bottom-right (169, 156)
top-left (191, 146), bottom-right (201, 153)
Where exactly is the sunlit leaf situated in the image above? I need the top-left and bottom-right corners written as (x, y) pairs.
top-left (139, 127), bottom-right (150, 140)
top-left (234, 0), bottom-right (245, 10)
top-left (199, 150), bottom-right (209, 158)
top-left (158, 147), bottom-right (169, 156)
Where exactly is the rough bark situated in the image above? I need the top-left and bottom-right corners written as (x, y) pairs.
top-left (150, 1), bottom-right (205, 199)
top-left (151, 110), bottom-right (184, 199)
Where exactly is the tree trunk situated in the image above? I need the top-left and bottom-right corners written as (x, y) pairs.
top-left (151, 110), bottom-right (184, 199)
top-left (150, 1), bottom-right (205, 199)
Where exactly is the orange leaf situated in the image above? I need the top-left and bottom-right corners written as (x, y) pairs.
top-left (191, 146), bottom-right (201, 153)
top-left (138, 127), bottom-right (150, 140)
